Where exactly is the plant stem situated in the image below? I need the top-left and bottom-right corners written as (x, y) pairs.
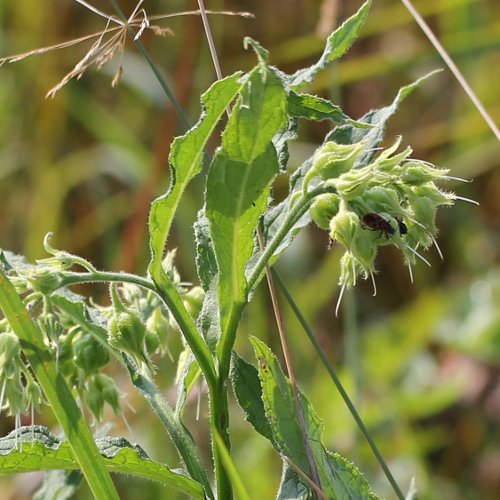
top-left (125, 361), bottom-right (214, 499)
top-left (272, 268), bottom-right (406, 500)
top-left (108, 0), bottom-right (191, 130)
top-left (257, 230), bottom-right (322, 494)
top-left (0, 270), bottom-right (119, 500)
top-left (247, 190), bottom-right (316, 292)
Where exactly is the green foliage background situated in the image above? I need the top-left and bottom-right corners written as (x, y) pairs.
top-left (0, 0), bottom-right (498, 498)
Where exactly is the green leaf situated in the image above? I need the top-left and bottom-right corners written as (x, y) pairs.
top-left (148, 71), bottom-right (243, 277)
top-left (207, 144), bottom-right (280, 374)
top-left (250, 337), bottom-right (317, 474)
top-left (222, 67), bottom-right (287, 163)
top-left (0, 427), bottom-right (206, 500)
top-left (205, 64), bottom-right (286, 376)
top-left (328, 70), bottom-right (441, 166)
top-left (230, 353), bottom-right (275, 444)
top-left (194, 208), bottom-right (218, 292)
top-left (0, 270), bottom-right (119, 500)
top-left (324, 452), bottom-right (379, 500)
top-left (288, 92), bottom-right (351, 123)
top-left (288, 0), bottom-right (372, 89)
top-left (250, 337), bottom-right (379, 499)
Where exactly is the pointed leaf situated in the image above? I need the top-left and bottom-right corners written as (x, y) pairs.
top-left (328, 70), bottom-right (441, 166)
top-left (250, 337), bottom-right (379, 499)
top-left (288, 0), bottom-right (372, 89)
top-left (148, 71), bottom-right (243, 277)
top-left (207, 144), bottom-right (280, 373)
top-left (222, 67), bottom-right (287, 163)
top-left (230, 353), bottom-right (275, 444)
top-left (288, 92), bottom-right (350, 123)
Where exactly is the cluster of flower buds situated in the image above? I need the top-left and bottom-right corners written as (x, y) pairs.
top-left (0, 321), bottom-right (42, 419)
top-left (306, 137), bottom-right (475, 314)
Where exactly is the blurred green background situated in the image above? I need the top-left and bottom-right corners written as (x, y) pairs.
top-left (0, 0), bottom-right (499, 498)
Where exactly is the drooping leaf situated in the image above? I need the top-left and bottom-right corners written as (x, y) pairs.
top-left (328, 70), bottom-right (441, 166)
top-left (148, 71), bottom-right (243, 278)
top-left (273, 117), bottom-right (299, 172)
top-left (196, 279), bottom-right (221, 352)
top-left (230, 353), bottom-right (275, 444)
top-left (250, 336), bottom-right (319, 474)
top-left (0, 427), bottom-right (206, 500)
top-left (287, 0), bottom-right (372, 89)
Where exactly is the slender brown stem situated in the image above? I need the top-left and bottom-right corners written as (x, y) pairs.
top-left (284, 457), bottom-right (328, 500)
top-left (256, 230), bottom-right (322, 494)
top-left (400, 0), bottom-right (499, 142)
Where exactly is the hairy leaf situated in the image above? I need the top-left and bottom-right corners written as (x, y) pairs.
top-left (222, 66), bottom-right (287, 164)
top-left (148, 71), bottom-right (243, 277)
top-left (250, 337), bottom-right (378, 499)
top-left (328, 70), bottom-right (441, 166)
top-left (288, 0), bottom-right (372, 89)
top-left (0, 427), bottom-right (205, 500)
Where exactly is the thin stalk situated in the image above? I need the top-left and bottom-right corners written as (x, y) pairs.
top-left (125, 361), bottom-right (214, 499)
top-left (343, 288), bottom-right (361, 459)
top-left (109, 0), bottom-right (191, 130)
top-left (257, 230), bottom-right (322, 494)
top-left (247, 189), bottom-right (324, 292)
top-left (0, 270), bottom-right (119, 500)
top-left (400, 0), bottom-right (500, 142)
top-left (272, 268), bottom-right (405, 500)
top-left (59, 269), bottom-right (217, 393)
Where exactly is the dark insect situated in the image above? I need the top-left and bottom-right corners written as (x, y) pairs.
top-left (362, 212), bottom-right (395, 237)
top-left (395, 216), bottom-right (408, 235)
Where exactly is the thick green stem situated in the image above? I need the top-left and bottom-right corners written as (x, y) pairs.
top-left (0, 270), bottom-right (119, 500)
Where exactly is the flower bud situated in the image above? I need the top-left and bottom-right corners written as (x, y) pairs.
top-left (403, 161), bottom-right (447, 185)
top-left (97, 373), bottom-right (120, 415)
top-left (73, 334), bottom-right (109, 374)
top-left (335, 166), bottom-right (371, 200)
top-left (312, 141), bottom-right (364, 180)
top-left (0, 332), bottom-right (21, 378)
top-left (309, 193), bottom-right (340, 230)
top-left (409, 196), bottom-right (437, 235)
top-left (183, 286), bottom-right (205, 319)
top-left (108, 310), bottom-right (147, 364)
top-left (329, 207), bottom-right (360, 250)
top-left (85, 376), bottom-right (105, 421)
top-left (363, 186), bottom-right (401, 214)
top-left (145, 307), bottom-right (169, 354)
top-left (27, 268), bottom-right (63, 294)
